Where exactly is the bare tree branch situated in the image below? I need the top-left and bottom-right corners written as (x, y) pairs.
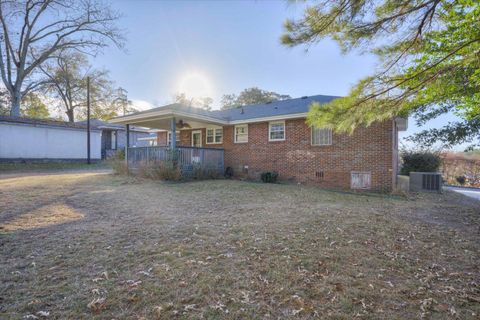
top-left (0, 0), bottom-right (124, 116)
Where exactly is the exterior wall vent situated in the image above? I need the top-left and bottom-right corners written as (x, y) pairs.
top-left (315, 171), bottom-right (324, 179)
top-left (409, 172), bottom-right (442, 192)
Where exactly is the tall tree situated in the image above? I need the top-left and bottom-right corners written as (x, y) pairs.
top-left (282, 0), bottom-right (480, 149)
top-left (21, 92), bottom-right (49, 118)
top-left (0, 0), bottom-right (123, 117)
top-left (174, 92), bottom-right (213, 111)
top-left (113, 87), bottom-right (137, 116)
top-left (40, 51), bottom-right (120, 122)
top-left (221, 87), bottom-right (291, 110)
top-left (77, 84), bottom-right (130, 121)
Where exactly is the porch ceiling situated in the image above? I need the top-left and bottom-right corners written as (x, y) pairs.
top-left (110, 113), bottom-right (225, 130)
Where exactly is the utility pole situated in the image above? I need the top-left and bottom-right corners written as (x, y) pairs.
top-left (87, 76), bottom-right (91, 165)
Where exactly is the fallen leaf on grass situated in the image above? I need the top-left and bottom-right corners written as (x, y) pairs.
top-left (292, 308), bottom-right (304, 315)
top-left (36, 311), bottom-right (49, 318)
top-left (210, 301), bottom-right (228, 313)
top-left (420, 298), bottom-right (436, 312)
top-left (128, 293), bottom-right (139, 302)
top-left (153, 306), bottom-right (163, 316)
top-left (449, 306), bottom-right (457, 315)
top-left (138, 268), bottom-right (152, 277)
top-left (178, 281), bottom-right (187, 287)
top-left (184, 304), bottom-right (196, 311)
top-left (87, 297), bottom-right (106, 312)
top-left (27, 299), bottom-right (41, 306)
top-left (126, 280), bottom-right (142, 288)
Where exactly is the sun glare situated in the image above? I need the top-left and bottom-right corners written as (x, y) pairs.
top-left (178, 72), bottom-right (212, 98)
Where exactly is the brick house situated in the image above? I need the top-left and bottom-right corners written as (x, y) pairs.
top-left (110, 95), bottom-right (407, 192)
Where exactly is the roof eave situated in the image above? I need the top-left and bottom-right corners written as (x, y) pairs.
top-left (229, 112), bottom-right (308, 125)
top-left (110, 108), bottom-right (229, 125)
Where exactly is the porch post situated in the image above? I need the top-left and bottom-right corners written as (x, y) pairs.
top-left (170, 117), bottom-right (176, 149)
top-left (126, 124), bottom-right (130, 167)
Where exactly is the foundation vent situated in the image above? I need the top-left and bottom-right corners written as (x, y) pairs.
top-left (315, 171), bottom-right (324, 179)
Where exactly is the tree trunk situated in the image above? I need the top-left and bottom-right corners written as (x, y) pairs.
top-left (10, 90), bottom-right (21, 117)
top-left (66, 109), bottom-right (74, 122)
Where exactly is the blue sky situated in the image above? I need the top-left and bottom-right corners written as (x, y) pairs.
top-left (92, 0), bottom-right (461, 149)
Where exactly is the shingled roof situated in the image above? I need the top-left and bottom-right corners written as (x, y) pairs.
top-left (111, 94), bottom-right (340, 124)
top-left (210, 95), bottom-right (339, 121)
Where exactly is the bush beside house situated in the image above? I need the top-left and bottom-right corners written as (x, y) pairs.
top-left (400, 150), bottom-right (442, 176)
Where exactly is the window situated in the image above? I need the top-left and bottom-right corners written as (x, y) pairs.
top-left (311, 127), bottom-right (332, 146)
top-left (111, 131), bottom-right (117, 149)
top-left (167, 131), bottom-right (180, 145)
top-left (206, 128), bottom-right (223, 144)
top-left (234, 125), bottom-right (248, 143)
top-left (269, 121), bottom-right (285, 141)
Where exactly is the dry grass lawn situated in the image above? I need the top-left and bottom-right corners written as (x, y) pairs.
top-left (0, 172), bottom-right (479, 319)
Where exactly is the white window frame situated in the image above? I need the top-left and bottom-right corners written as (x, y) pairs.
top-left (206, 127), bottom-right (223, 144)
top-left (234, 124), bottom-right (248, 143)
top-left (311, 127), bottom-right (333, 146)
top-left (268, 121), bottom-right (285, 142)
top-left (191, 130), bottom-right (202, 147)
top-left (167, 131), bottom-right (180, 146)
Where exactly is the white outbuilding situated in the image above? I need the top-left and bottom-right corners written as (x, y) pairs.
top-left (0, 116), bottom-right (101, 161)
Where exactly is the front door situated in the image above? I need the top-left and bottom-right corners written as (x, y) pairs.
top-left (192, 131), bottom-right (202, 147)
top-left (101, 130), bottom-right (112, 159)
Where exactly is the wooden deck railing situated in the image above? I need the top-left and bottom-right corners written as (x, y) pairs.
top-left (127, 146), bottom-right (224, 177)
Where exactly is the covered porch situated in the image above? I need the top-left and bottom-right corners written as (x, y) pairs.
top-left (109, 104), bottom-right (227, 177)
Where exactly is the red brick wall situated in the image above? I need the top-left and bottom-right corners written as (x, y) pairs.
top-left (178, 128), bottom-right (225, 149)
top-left (173, 119), bottom-right (395, 191)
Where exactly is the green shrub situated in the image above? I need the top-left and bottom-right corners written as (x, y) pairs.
top-left (261, 171), bottom-right (278, 183)
top-left (400, 150), bottom-right (441, 175)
